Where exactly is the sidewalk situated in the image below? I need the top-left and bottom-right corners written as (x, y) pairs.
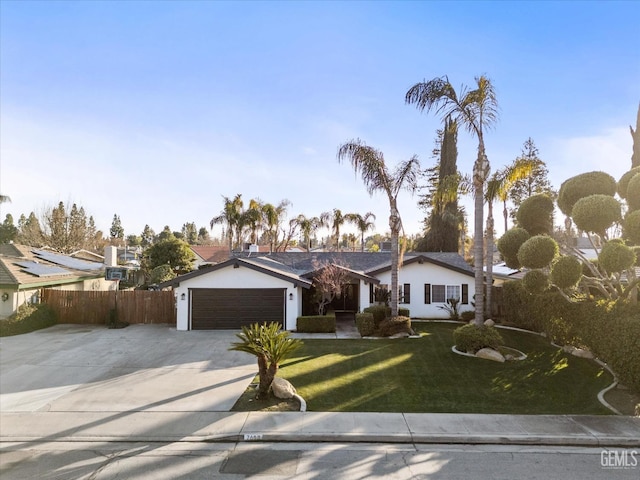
top-left (1, 411), bottom-right (639, 447)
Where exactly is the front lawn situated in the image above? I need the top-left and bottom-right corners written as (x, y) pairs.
top-left (235, 322), bottom-right (613, 414)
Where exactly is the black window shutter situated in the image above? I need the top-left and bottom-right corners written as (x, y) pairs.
top-left (369, 283), bottom-right (374, 303)
top-left (424, 284), bottom-right (431, 304)
top-left (462, 284), bottom-right (469, 304)
top-left (404, 284), bottom-right (411, 304)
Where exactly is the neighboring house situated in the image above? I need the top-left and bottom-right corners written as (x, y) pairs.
top-left (0, 244), bottom-right (114, 319)
top-left (190, 245), bottom-right (232, 269)
top-left (160, 251), bottom-right (475, 331)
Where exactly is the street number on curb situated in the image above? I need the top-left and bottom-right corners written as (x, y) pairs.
top-left (244, 434), bottom-right (263, 441)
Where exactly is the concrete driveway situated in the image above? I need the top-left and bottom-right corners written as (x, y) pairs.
top-left (0, 324), bottom-right (257, 413)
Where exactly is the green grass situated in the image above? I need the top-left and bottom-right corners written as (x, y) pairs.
top-left (0, 304), bottom-right (57, 337)
top-left (271, 322), bottom-right (613, 414)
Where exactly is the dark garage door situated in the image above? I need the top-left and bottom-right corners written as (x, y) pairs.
top-left (190, 288), bottom-right (286, 330)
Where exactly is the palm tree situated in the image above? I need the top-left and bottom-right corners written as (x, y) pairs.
top-left (329, 208), bottom-right (347, 251)
top-left (210, 194), bottom-right (244, 252)
top-left (406, 75), bottom-right (498, 326)
top-left (485, 158), bottom-right (536, 317)
top-left (345, 212), bottom-right (376, 252)
top-left (262, 200), bottom-right (291, 253)
top-left (229, 322), bottom-right (302, 399)
top-left (338, 139), bottom-right (420, 317)
top-left (295, 214), bottom-right (327, 251)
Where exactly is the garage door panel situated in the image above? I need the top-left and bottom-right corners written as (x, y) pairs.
top-left (191, 288), bottom-right (285, 330)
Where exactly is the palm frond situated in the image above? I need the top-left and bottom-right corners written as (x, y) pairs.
top-left (391, 155), bottom-right (421, 197)
top-left (337, 139), bottom-right (392, 196)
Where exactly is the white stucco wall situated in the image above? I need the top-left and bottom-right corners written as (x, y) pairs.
top-left (173, 264), bottom-right (303, 331)
top-left (370, 262), bottom-right (475, 318)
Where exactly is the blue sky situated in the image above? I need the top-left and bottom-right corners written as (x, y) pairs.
top-left (1, 0), bottom-right (639, 243)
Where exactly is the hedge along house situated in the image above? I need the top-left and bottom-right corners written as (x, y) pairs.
top-left (0, 243), bottom-right (114, 319)
top-left (162, 251), bottom-right (475, 331)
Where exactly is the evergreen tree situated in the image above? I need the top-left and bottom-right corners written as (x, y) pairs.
top-left (197, 227), bottom-right (210, 244)
top-left (156, 225), bottom-right (175, 242)
top-left (181, 222), bottom-right (198, 244)
top-left (46, 202), bottom-right (70, 252)
top-left (418, 117), bottom-right (463, 252)
top-left (109, 214), bottom-right (124, 242)
top-left (141, 225), bottom-right (155, 247)
top-left (0, 214), bottom-right (18, 244)
top-left (68, 204), bottom-right (88, 252)
top-left (17, 212), bottom-right (44, 247)
top-left (508, 138), bottom-right (555, 221)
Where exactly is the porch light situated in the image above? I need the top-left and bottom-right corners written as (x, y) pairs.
top-left (180, 293), bottom-right (186, 301)
top-left (289, 293), bottom-right (294, 301)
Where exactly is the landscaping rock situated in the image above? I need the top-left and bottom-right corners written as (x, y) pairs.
top-left (563, 345), bottom-right (575, 354)
top-left (476, 348), bottom-right (505, 363)
top-left (505, 354), bottom-right (514, 361)
top-left (484, 319), bottom-right (495, 327)
top-left (271, 377), bottom-right (296, 399)
top-left (571, 348), bottom-right (594, 359)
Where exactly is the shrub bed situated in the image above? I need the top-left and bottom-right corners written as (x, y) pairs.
top-left (296, 315), bottom-right (336, 333)
top-left (0, 303), bottom-right (57, 337)
top-left (355, 312), bottom-right (375, 336)
top-left (453, 324), bottom-right (504, 353)
top-left (363, 305), bottom-right (410, 327)
top-left (502, 280), bottom-right (640, 393)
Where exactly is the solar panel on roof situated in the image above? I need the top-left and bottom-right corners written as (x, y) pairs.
top-left (32, 250), bottom-right (103, 271)
top-left (17, 261), bottom-right (72, 277)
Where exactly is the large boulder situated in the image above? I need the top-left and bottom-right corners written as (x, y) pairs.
top-left (571, 348), bottom-right (595, 359)
top-left (484, 319), bottom-right (495, 327)
top-left (476, 348), bottom-right (505, 363)
top-left (271, 377), bottom-right (296, 399)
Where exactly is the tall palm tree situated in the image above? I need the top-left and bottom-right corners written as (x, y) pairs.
top-left (262, 200), bottom-right (291, 253)
top-left (485, 158), bottom-right (536, 317)
top-left (345, 212), bottom-right (376, 252)
top-left (295, 214), bottom-right (327, 251)
top-left (406, 75), bottom-right (498, 326)
top-left (338, 139), bottom-right (420, 317)
top-left (329, 208), bottom-right (347, 251)
top-left (210, 194), bottom-right (244, 252)
top-left (243, 198), bottom-right (264, 245)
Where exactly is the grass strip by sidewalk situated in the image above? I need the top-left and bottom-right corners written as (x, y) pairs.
top-left (233, 322), bottom-right (613, 414)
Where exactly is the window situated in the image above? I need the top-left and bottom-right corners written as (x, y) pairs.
top-left (400, 283), bottom-right (410, 304)
top-left (425, 284), bottom-right (468, 304)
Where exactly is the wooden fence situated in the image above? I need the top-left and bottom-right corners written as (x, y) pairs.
top-left (42, 290), bottom-right (176, 326)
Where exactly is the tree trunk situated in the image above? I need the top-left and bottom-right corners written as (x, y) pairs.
top-left (473, 149), bottom-right (488, 327)
top-left (256, 354), bottom-right (271, 399)
top-left (389, 204), bottom-right (401, 318)
top-left (485, 206), bottom-right (494, 321)
top-left (503, 200), bottom-right (509, 233)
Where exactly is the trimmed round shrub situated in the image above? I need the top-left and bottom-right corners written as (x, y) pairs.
top-left (598, 241), bottom-right (636, 273)
top-left (517, 235), bottom-right (559, 269)
top-left (624, 210), bottom-right (640, 245)
top-left (460, 310), bottom-right (475, 322)
top-left (626, 173), bottom-right (640, 211)
top-left (571, 194), bottom-right (622, 235)
top-left (557, 171), bottom-right (617, 216)
top-left (516, 194), bottom-right (555, 235)
top-left (453, 324), bottom-right (504, 354)
top-left (618, 167), bottom-right (640, 199)
top-left (497, 228), bottom-right (530, 268)
top-left (378, 316), bottom-right (411, 337)
top-left (522, 269), bottom-right (550, 294)
top-left (550, 256), bottom-right (582, 289)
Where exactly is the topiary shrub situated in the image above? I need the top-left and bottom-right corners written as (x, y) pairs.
top-left (624, 210), bottom-right (640, 245)
top-left (550, 256), bottom-right (583, 289)
top-left (626, 173), bottom-right (640, 211)
top-left (557, 171), bottom-right (617, 216)
top-left (571, 194), bottom-right (622, 236)
top-left (522, 269), bottom-right (549, 294)
top-left (378, 316), bottom-right (412, 337)
top-left (516, 194), bottom-right (555, 235)
top-left (497, 228), bottom-right (530, 268)
top-left (617, 167), bottom-right (640, 199)
top-left (453, 324), bottom-right (504, 354)
top-left (598, 241), bottom-right (636, 273)
top-left (355, 312), bottom-right (375, 336)
top-left (296, 315), bottom-right (336, 333)
top-left (517, 235), bottom-right (559, 269)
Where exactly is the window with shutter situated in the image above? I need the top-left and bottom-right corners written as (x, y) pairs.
top-left (424, 284), bottom-right (431, 304)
